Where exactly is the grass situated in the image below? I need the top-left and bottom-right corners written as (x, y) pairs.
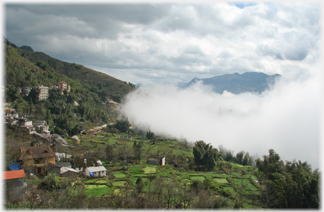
top-left (113, 172), bottom-right (127, 178)
top-left (190, 176), bottom-right (205, 181)
top-left (223, 186), bottom-right (235, 191)
top-left (142, 166), bottom-right (156, 174)
top-left (213, 178), bottom-right (229, 184)
top-left (113, 181), bottom-right (128, 187)
top-left (133, 174), bottom-right (147, 177)
top-left (85, 184), bottom-right (107, 189)
top-left (84, 186), bottom-right (111, 197)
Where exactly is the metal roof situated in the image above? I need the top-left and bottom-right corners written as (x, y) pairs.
top-left (4, 169), bottom-right (26, 180)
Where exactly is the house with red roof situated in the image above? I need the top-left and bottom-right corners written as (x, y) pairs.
top-left (4, 169), bottom-right (27, 202)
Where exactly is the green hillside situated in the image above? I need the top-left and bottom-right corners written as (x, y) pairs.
top-left (4, 39), bottom-right (135, 136)
top-left (4, 38), bottom-right (319, 210)
top-left (5, 38), bottom-right (135, 103)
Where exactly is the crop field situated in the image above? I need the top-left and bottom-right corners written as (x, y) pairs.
top-left (113, 181), bottom-right (128, 187)
top-left (213, 178), bottom-right (228, 184)
top-left (142, 166), bottom-right (156, 174)
top-left (85, 184), bottom-right (108, 189)
top-left (223, 186), bottom-right (235, 191)
top-left (78, 132), bottom-right (261, 208)
top-left (84, 185), bottom-right (111, 197)
top-left (190, 176), bottom-right (205, 181)
top-left (113, 172), bottom-right (127, 178)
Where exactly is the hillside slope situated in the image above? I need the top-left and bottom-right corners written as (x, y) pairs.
top-left (4, 38), bottom-right (136, 136)
top-left (5, 38), bottom-right (135, 102)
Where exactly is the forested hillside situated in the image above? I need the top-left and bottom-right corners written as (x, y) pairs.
top-left (4, 38), bottom-right (135, 136)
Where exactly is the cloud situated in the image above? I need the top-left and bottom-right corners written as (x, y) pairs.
top-left (4, 3), bottom-right (321, 85)
top-left (121, 66), bottom-right (320, 169)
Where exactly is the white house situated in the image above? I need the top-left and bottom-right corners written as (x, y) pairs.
top-left (18, 118), bottom-right (32, 127)
top-left (85, 166), bottom-right (107, 177)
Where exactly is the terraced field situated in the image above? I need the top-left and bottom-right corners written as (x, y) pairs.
top-left (82, 163), bottom-right (261, 209)
top-left (78, 132), bottom-right (261, 209)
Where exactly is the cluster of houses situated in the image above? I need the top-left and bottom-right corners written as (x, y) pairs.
top-left (18, 81), bottom-right (70, 101)
top-left (7, 145), bottom-right (107, 178)
top-left (4, 144), bottom-right (108, 202)
top-left (4, 107), bottom-right (50, 135)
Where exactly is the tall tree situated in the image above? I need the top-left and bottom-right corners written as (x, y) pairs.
top-left (193, 140), bottom-right (220, 171)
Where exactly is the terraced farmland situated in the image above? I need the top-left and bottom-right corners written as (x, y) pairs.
top-left (81, 162), bottom-right (261, 209)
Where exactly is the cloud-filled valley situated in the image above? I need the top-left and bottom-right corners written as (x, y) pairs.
top-left (4, 2), bottom-right (322, 170)
top-left (121, 68), bottom-right (320, 169)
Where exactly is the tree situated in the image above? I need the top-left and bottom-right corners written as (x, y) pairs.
top-left (133, 141), bottom-right (143, 162)
top-left (193, 140), bottom-right (221, 171)
top-left (258, 149), bottom-right (320, 209)
top-left (235, 151), bottom-right (244, 165)
top-left (146, 131), bottom-right (155, 139)
top-left (115, 118), bottom-right (130, 133)
top-left (105, 144), bottom-right (114, 162)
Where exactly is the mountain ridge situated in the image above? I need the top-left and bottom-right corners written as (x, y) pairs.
top-left (185, 72), bottom-right (281, 94)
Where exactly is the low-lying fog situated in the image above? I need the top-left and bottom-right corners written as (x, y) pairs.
top-left (120, 71), bottom-right (320, 170)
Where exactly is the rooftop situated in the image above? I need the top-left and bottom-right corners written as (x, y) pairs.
top-left (4, 169), bottom-right (26, 180)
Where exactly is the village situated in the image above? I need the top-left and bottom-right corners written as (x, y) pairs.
top-left (3, 80), bottom-right (174, 205)
top-left (3, 80), bottom-right (127, 202)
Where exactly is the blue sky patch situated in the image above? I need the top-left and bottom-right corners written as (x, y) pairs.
top-left (229, 2), bottom-right (258, 9)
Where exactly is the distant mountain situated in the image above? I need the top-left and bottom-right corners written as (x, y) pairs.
top-left (177, 82), bottom-right (188, 88)
top-left (185, 72), bottom-right (281, 94)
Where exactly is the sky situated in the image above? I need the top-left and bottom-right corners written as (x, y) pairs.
top-left (2, 1), bottom-right (323, 169)
top-left (3, 2), bottom-right (321, 85)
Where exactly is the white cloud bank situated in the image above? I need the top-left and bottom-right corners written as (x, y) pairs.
top-left (121, 67), bottom-right (320, 169)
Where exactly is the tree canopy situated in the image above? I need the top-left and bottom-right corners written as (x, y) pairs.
top-left (193, 140), bottom-right (222, 171)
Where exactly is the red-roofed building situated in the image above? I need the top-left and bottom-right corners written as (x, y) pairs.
top-left (4, 169), bottom-right (26, 180)
top-left (4, 169), bottom-right (27, 203)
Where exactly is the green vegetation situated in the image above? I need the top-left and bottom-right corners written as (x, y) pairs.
top-left (4, 39), bottom-right (320, 209)
top-left (4, 39), bottom-right (135, 137)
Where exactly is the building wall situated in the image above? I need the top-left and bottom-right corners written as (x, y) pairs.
top-left (48, 167), bottom-right (60, 175)
top-left (85, 168), bottom-right (106, 177)
top-left (75, 167), bottom-right (83, 172)
top-left (161, 157), bottom-right (165, 166)
top-left (47, 157), bottom-right (55, 164)
top-left (61, 171), bottom-right (78, 178)
top-left (38, 85), bottom-right (49, 101)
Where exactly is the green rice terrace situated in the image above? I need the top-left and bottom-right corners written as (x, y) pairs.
top-left (7, 124), bottom-right (319, 209)
top-left (83, 162), bottom-right (261, 208)
top-left (80, 164), bottom-right (261, 208)
top-left (70, 127), bottom-right (263, 209)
